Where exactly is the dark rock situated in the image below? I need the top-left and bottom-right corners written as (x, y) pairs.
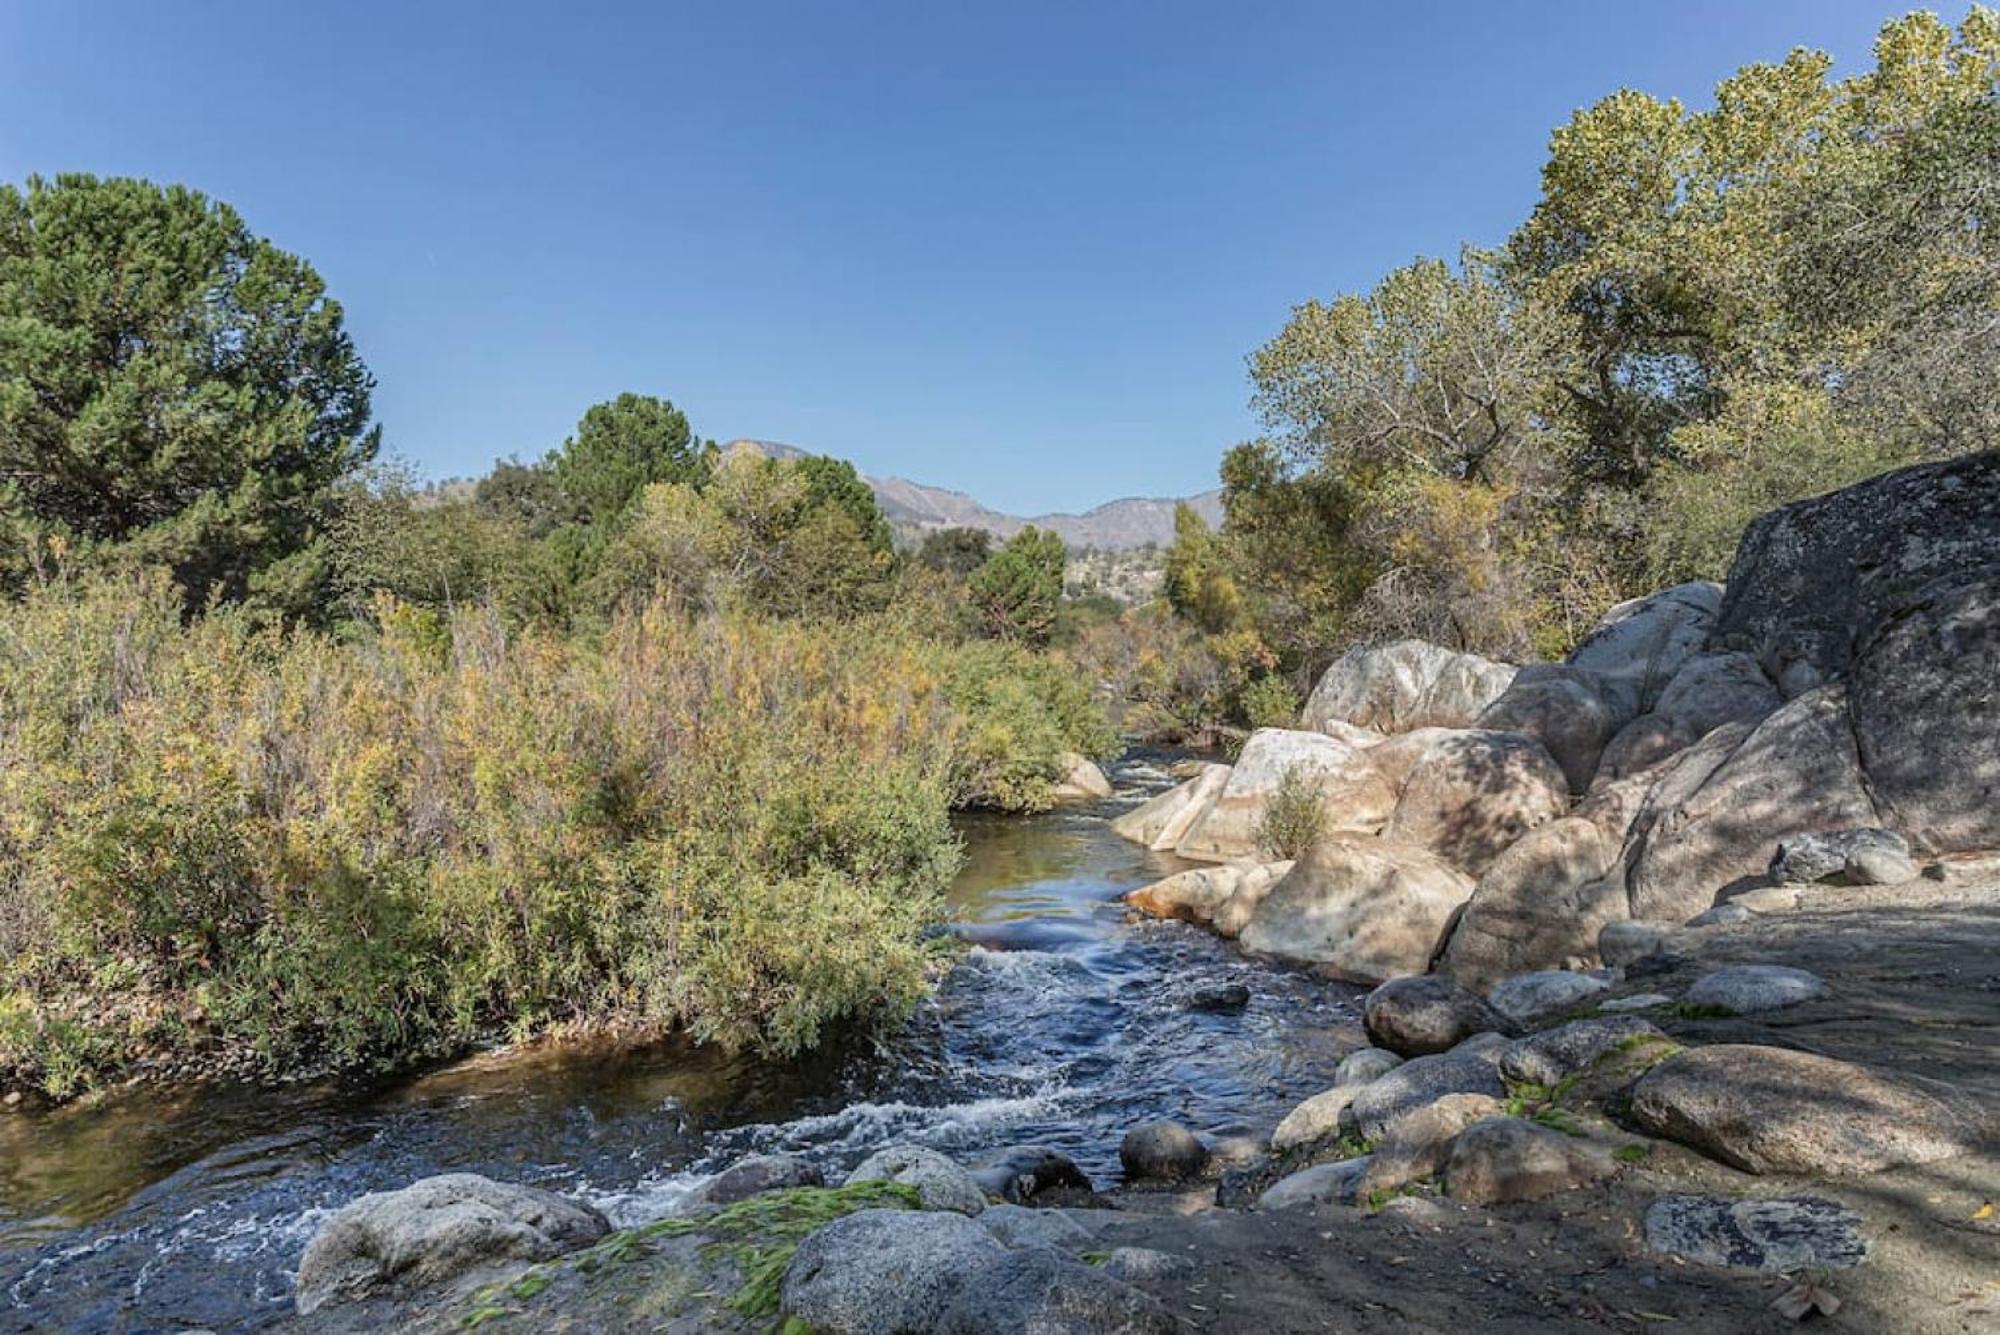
top-left (1364, 975), bottom-right (1513, 1057)
top-left (1185, 981), bottom-right (1251, 1012)
top-left (1119, 1120), bottom-right (1208, 1181)
top-left (967, 1145), bottom-right (1093, 1204)
top-left (1643, 1195), bottom-right (1868, 1271)
top-left (1257, 1157), bottom-right (1375, 1210)
top-left (1708, 452), bottom-right (2000, 686)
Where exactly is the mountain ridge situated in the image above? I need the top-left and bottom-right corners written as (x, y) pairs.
top-left (722, 439), bottom-right (1221, 549)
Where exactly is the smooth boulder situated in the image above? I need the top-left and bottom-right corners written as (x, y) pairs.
top-left (1257, 1157), bottom-right (1375, 1211)
top-left (691, 1154), bottom-right (824, 1208)
top-left (294, 1173), bottom-right (609, 1315)
top-left (1630, 1045), bottom-right (1974, 1175)
top-left (933, 1248), bottom-right (1175, 1335)
top-left (1383, 729), bottom-right (1568, 875)
top-left (1499, 1016), bottom-right (1667, 1089)
top-left (1476, 669), bottom-right (1618, 793)
top-left (1364, 975), bottom-right (1511, 1057)
top-left (1566, 582), bottom-right (1723, 718)
top-left (1051, 752), bottom-right (1113, 802)
top-left (1681, 964), bottom-right (1825, 1014)
top-left (1302, 640), bottom-right (1517, 735)
top-left (1120, 1120), bottom-right (1208, 1181)
top-left (966, 1146), bottom-right (1092, 1205)
top-left (1486, 970), bottom-right (1612, 1026)
top-left (1442, 1117), bottom-right (1615, 1205)
top-left (1348, 1040), bottom-right (1508, 1142)
top-left (1109, 764), bottom-right (1229, 851)
top-left (1648, 652), bottom-right (1782, 740)
top-left (1238, 837), bottom-right (1474, 984)
top-left (1438, 818), bottom-right (1621, 988)
top-left (1174, 728), bottom-right (1395, 862)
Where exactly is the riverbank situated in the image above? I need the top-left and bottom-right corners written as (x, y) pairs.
top-left (284, 856), bottom-right (1997, 1333)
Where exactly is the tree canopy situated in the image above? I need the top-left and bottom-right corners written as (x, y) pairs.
top-left (0, 174), bottom-right (378, 610)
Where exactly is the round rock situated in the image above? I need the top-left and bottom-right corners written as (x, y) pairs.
top-left (1120, 1120), bottom-right (1208, 1181)
top-left (781, 1208), bottom-right (1002, 1334)
top-left (1486, 970), bottom-right (1611, 1026)
top-left (1364, 975), bottom-right (1512, 1057)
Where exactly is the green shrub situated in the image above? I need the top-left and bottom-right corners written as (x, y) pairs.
top-left (1239, 674), bottom-right (1300, 729)
top-left (0, 572), bottom-right (1019, 1097)
top-left (938, 641), bottom-right (1118, 811)
top-left (1256, 762), bottom-right (1328, 860)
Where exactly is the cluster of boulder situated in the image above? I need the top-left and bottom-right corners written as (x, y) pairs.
top-left (1118, 452), bottom-right (2000, 989)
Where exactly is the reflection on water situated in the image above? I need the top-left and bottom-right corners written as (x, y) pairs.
top-left (0, 754), bottom-right (1361, 1331)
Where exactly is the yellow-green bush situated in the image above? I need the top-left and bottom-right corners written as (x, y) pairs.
top-left (0, 571), bottom-right (1090, 1097)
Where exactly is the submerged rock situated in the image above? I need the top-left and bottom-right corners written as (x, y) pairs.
top-left (293, 1173), bottom-right (609, 1315)
top-left (1644, 1195), bottom-right (1869, 1272)
top-left (967, 1145), bottom-right (1093, 1205)
top-left (690, 1153), bottom-right (825, 1208)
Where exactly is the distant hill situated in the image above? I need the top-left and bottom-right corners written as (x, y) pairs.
top-left (722, 439), bottom-right (1222, 550)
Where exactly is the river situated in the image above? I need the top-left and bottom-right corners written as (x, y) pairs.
top-left (0, 754), bottom-right (1360, 1331)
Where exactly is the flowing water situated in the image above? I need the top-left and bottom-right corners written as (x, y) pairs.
top-left (0, 755), bottom-right (1361, 1331)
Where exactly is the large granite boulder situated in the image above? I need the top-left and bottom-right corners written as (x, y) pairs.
top-left (1237, 837), bottom-right (1474, 984)
top-left (1630, 1045), bottom-right (1976, 1175)
top-left (1302, 640), bottom-right (1517, 735)
top-left (1109, 763), bottom-right (1229, 851)
top-left (1049, 752), bottom-right (1113, 802)
top-left (1437, 817), bottom-right (1621, 989)
top-left (1475, 668), bottom-right (1619, 793)
top-left (1566, 581), bottom-right (1723, 718)
top-left (1174, 728), bottom-right (1394, 862)
top-left (1849, 571), bottom-right (2000, 854)
top-left (1709, 452), bottom-right (2000, 692)
top-left (932, 1248), bottom-right (1174, 1334)
top-left (1382, 729), bottom-right (1568, 876)
top-left (781, 1208), bottom-right (1006, 1334)
top-left (1647, 652), bottom-right (1783, 739)
top-left (294, 1174), bottom-right (609, 1315)
top-left (1624, 687), bottom-right (1879, 922)
top-left (1592, 713), bottom-right (1701, 789)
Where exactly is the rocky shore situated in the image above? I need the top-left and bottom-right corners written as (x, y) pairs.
top-left (283, 455), bottom-right (1999, 1331)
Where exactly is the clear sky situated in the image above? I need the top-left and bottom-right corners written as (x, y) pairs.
top-left (0, 1), bottom-right (1925, 513)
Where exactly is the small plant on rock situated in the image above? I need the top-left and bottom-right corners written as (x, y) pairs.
top-left (1258, 762), bottom-right (1328, 861)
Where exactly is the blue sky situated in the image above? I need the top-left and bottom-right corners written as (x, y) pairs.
top-left (0, 1), bottom-right (1922, 513)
